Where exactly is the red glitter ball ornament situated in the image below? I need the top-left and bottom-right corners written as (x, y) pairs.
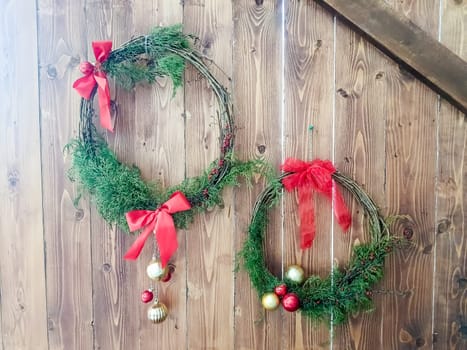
top-left (281, 293), bottom-right (300, 312)
top-left (274, 284), bottom-right (288, 297)
top-left (141, 289), bottom-right (154, 303)
top-left (79, 61), bottom-right (94, 75)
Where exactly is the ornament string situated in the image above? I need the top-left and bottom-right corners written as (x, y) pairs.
top-left (281, 158), bottom-right (352, 249)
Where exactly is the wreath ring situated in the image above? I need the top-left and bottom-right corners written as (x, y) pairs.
top-left (240, 158), bottom-right (398, 324)
top-left (68, 25), bottom-right (259, 265)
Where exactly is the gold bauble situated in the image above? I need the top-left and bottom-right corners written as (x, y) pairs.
top-left (261, 292), bottom-right (280, 310)
top-left (146, 259), bottom-right (168, 281)
top-left (285, 264), bottom-right (305, 284)
top-left (147, 301), bottom-right (168, 324)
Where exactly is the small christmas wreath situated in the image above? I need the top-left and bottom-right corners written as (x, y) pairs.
top-left (67, 25), bottom-right (261, 322)
top-left (240, 158), bottom-right (398, 324)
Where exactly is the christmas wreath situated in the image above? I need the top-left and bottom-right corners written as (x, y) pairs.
top-left (240, 158), bottom-right (399, 324)
top-left (67, 25), bottom-right (261, 323)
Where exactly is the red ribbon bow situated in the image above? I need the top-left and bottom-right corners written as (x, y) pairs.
top-left (124, 191), bottom-right (191, 267)
top-left (281, 158), bottom-right (351, 249)
top-left (73, 41), bottom-right (113, 132)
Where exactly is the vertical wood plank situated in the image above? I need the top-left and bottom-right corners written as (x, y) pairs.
top-left (283, 1), bottom-right (334, 348)
top-left (0, 0), bottom-right (48, 349)
top-left (86, 2), bottom-right (187, 348)
top-left (333, 12), bottom-right (391, 350)
top-left (433, 0), bottom-right (467, 348)
top-left (232, 0), bottom-right (284, 349)
top-left (36, 0), bottom-right (94, 349)
top-left (86, 2), bottom-right (140, 349)
top-left (382, 1), bottom-right (439, 348)
top-left (184, 1), bottom-right (234, 348)
top-left (131, 2), bottom-right (186, 349)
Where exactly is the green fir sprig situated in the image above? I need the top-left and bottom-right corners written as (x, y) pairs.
top-left (239, 171), bottom-right (400, 325)
top-left (67, 135), bottom-right (265, 231)
top-left (103, 25), bottom-right (190, 91)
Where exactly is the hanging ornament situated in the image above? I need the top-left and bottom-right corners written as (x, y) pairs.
top-left (274, 284), bottom-right (287, 297)
top-left (146, 258), bottom-right (168, 281)
top-left (281, 293), bottom-right (300, 312)
top-left (285, 264), bottom-right (305, 284)
top-left (141, 289), bottom-right (154, 303)
top-left (147, 300), bottom-right (168, 324)
top-left (261, 292), bottom-right (280, 310)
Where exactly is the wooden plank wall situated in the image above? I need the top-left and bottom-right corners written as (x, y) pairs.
top-left (0, 0), bottom-right (465, 349)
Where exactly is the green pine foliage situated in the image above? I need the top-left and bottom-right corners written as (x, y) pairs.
top-left (67, 136), bottom-right (265, 232)
top-left (103, 25), bottom-right (189, 91)
top-left (66, 138), bottom-right (162, 231)
top-left (239, 171), bottom-right (399, 325)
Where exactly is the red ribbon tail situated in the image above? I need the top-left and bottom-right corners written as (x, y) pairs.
top-left (298, 186), bottom-right (315, 249)
top-left (332, 180), bottom-right (352, 232)
top-left (154, 212), bottom-right (178, 267)
top-left (95, 73), bottom-right (113, 132)
top-left (124, 225), bottom-right (154, 260)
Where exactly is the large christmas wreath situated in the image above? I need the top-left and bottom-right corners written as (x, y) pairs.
top-left (240, 158), bottom-right (399, 324)
top-left (67, 25), bottom-right (261, 323)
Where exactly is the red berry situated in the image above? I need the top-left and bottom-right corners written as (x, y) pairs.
top-left (274, 284), bottom-right (287, 297)
top-left (281, 293), bottom-right (300, 312)
top-left (141, 289), bottom-right (154, 303)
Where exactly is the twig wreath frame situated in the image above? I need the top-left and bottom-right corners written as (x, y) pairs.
top-left (240, 159), bottom-right (399, 324)
top-left (67, 25), bottom-right (260, 257)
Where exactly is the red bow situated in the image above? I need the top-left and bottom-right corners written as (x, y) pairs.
top-left (281, 158), bottom-right (351, 249)
top-left (73, 41), bottom-right (113, 132)
top-left (124, 191), bottom-right (191, 267)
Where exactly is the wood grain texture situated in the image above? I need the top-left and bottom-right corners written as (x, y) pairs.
top-left (2, 1), bottom-right (467, 349)
top-left (184, 1), bottom-right (235, 348)
top-left (433, 0), bottom-right (467, 348)
top-left (283, 1), bottom-right (334, 348)
top-left (232, 1), bottom-right (284, 349)
top-left (333, 10), bottom-right (392, 350)
top-left (86, 2), bottom-right (140, 349)
top-left (317, 0), bottom-right (467, 114)
top-left (132, 2), bottom-right (186, 348)
top-left (88, 2), bottom-right (186, 349)
top-left (0, 0), bottom-right (48, 349)
top-left (382, 1), bottom-right (439, 349)
top-left (37, 0), bottom-right (94, 348)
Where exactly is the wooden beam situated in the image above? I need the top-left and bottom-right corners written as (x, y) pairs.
top-left (316, 0), bottom-right (467, 114)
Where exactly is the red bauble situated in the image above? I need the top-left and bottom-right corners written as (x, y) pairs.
top-left (141, 289), bottom-right (154, 303)
top-left (79, 61), bottom-right (94, 75)
top-left (274, 284), bottom-right (287, 297)
top-left (281, 293), bottom-right (300, 312)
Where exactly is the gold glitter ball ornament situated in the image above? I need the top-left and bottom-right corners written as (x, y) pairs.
top-left (261, 292), bottom-right (280, 310)
top-left (147, 300), bottom-right (168, 323)
top-left (146, 259), bottom-right (168, 281)
top-left (285, 264), bottom-right (305, 284)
